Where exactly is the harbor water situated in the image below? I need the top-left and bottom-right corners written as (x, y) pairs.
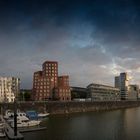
top-left (3, 107), bottom-right (140, 140)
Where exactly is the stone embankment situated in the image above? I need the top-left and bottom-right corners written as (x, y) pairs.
top-left (1, 101), bottom-right (140, 115)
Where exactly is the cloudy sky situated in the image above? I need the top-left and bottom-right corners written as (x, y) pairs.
top-left (0, 0), bottom-right (140, 88)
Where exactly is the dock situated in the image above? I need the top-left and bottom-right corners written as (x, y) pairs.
top-left (5, 124), bottom-right (24, 140)
top-left (1, 115), bottom-right (24, 140)
top-left (0, 114), bottom-right (47, 139)
top-left (19, 126), bottom-right (47, 133)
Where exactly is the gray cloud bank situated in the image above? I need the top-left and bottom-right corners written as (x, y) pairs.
top-left (0, 0), bottom-right (140, 88)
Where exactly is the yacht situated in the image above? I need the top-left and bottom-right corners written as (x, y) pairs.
top-left (4, 109), bottom-right (41, 128)
top-left (10, 116), bottom-right (41, 128)
top-left (4, 109), bottom-right (26, 119)
top-left (4, 109), bottom-right (27, 123)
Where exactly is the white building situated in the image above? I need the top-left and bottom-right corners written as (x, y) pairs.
top-left (0, 77), bottom-right (20, 102)
top-left (87, 83), bottom-right (120, 101)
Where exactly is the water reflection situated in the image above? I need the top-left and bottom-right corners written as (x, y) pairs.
top-left (3, 107), bottom-right (140, 140)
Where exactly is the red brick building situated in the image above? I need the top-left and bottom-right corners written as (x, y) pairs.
top-left (32, 61), bottom-right (71, 101)
top-left (55, 76), bottom-right (71, 100)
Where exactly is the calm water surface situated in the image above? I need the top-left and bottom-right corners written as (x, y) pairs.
top-left (3, 107), bottom-right (140, 140)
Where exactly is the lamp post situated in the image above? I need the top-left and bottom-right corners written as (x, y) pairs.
top-left (13, 78), bottom-right (20, 136)
top-left (22, 91), bottom-right (25, 101)
top-left (14, 96), bottom-right (17, 136)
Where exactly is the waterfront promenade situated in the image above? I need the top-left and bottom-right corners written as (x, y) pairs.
top-left (1, 101), bottom-right (140, 115)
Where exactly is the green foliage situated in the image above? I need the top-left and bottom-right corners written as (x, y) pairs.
top-left (20, 90), bottom-right (31, 101)
top-left (71, 91), bottom-right (86, 99)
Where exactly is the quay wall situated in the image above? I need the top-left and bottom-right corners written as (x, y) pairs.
top-left (1, 101), bottom-right (140, 115)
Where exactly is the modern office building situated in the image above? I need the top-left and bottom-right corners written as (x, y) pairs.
top-left (115, 72), bottom-right (139, 100)
top-left (115, 72), bottom-right (129, 100)
top-left (32, 61), bottom-right (71, 101)
top-left (0, 77), bottom-right (20, 102)
top-left (87, 83), bottom-right (120, 101)
top-left (120, 72), bottom-right (129, 100)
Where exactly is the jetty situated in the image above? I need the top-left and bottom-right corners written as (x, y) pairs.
top-left (0, 115), bottom-right (24, 140)
top-left (19, 126), bottom-right (47, 133)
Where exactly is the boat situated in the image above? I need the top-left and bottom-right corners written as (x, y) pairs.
top-left (4, 109), bottom-right (27, 123)
top-left (26, 110), bottom-right (49, 120)
top-left (26, 111), bottom-right (38, 120)
top-left (38, 112), bottom-right (50, 119)
top-left (4, 109), bottom-right (26, 120)
top-left (10, 116), bottom-right (41, 128)
top-left (4, 109), bottom-right (41, 128)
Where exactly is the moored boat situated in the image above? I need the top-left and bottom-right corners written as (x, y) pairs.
top-left (10, 116), bottom-right (41, 128)
top-left (26, 110), bottom-right (49, 120)
top-left (4, 109), bottom-right (26, 120)
top-left (38, 112), bottom-right (50, 118)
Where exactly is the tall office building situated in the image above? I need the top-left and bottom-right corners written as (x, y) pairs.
top-left (32, 61), bottom-right (71, 101)
top-left (120, 72), bottom-right (129, 100)
top-left (115, 72), bottom-right (129, 100)
top-left (0, 77), bottom-right (20, 102)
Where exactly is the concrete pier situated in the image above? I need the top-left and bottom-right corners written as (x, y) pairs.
top-left (19, 126), bottom-right (47, 133)
top-left (4, 120), bottom-right (24, 140)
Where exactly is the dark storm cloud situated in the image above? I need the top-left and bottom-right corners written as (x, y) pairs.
top-left (0, 0), bottom-right (140, 88)
top-left (87, 0), bottom-right (140, 57)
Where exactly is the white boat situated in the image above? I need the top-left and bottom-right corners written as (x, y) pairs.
top-left (26, 110), bottom-right (49, 120)
top-left (4, 109), bottom-right (41, 128)
top-left (4, 109), bottom-right (26, 119)
top-left (38, 112), bottom-right (50, 118)
top-left (11, 116), bottom-right (41, 128)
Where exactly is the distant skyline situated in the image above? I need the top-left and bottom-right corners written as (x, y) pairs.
top-left (0, 0), bottom-right (140, 88)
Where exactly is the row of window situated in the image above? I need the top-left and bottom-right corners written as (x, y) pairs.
top-left (34, 82), bottom-right (50, 86)
top-left (44, 63), bottom-right (57, 66)
top-left (36, 89), bottom-right (50, 92)
top-left (38, 93), bottom-right (50, 96)
top-left (36, 86), bottom-right (50, 89)
top-left (59, 93), bottom-right (70, 96)
top-left (45, 69), bottom-right (57, 73)
top-left (90, 90), bottom-right (119, 94)
top-left (45, 74), bottom-right (57, 77)
top-left (60, 97), bottom-right (71, 101)
top-left (58, 89), bottom-right (70, 92)
top-left (45, 66), bottom-right (57, 70)
top-left (37, 77), bottom-right (57, 81)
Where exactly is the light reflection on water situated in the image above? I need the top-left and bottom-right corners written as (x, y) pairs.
top-left (3, 107), bottom-right (140, 140)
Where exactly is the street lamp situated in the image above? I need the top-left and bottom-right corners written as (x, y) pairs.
top-left (13, 77), bottom-right (20, 136)
top-left (22, 91), bottom-right (25, 101)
